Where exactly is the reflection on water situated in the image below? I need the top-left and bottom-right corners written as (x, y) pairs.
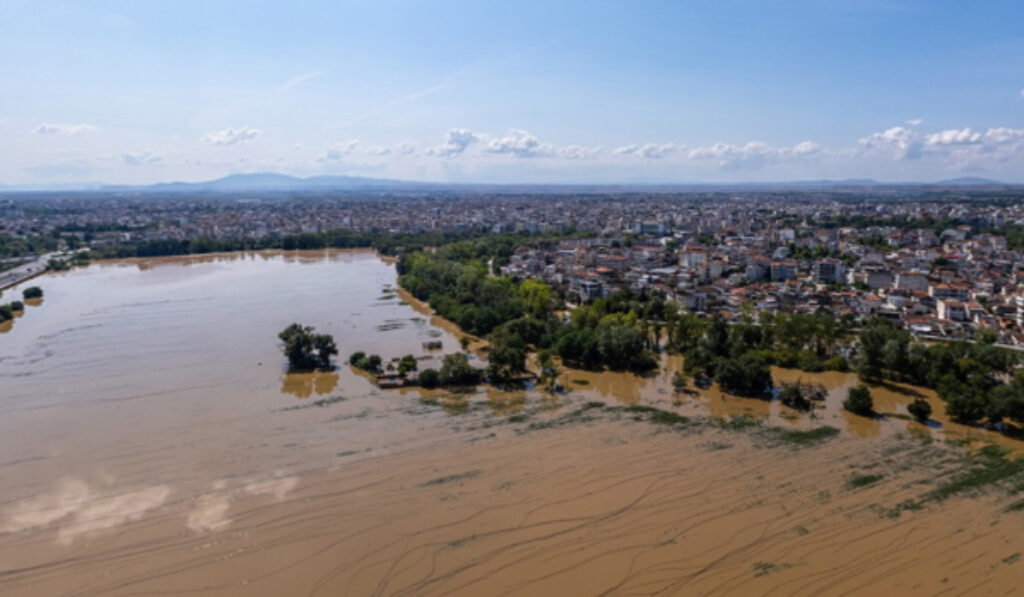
top-left (280, 370), bottom-right (340, 398)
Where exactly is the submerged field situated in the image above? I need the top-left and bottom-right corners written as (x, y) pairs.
top-left (2, 251), bottom-right (1024, 595)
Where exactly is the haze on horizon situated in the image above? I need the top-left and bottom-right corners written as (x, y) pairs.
top-left (2, 0), bottom-right (1023, 186)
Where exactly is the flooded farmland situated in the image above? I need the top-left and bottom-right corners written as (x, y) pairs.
top-left (2, 251), bottom-right (1024, 595)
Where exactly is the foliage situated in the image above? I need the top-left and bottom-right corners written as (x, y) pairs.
top-left (397, 354), bottom-right (418, 376)
top-left (715, 353), bottom-right (772, 397)
top-left (907, 397), bottom-right (932, 423)
top-left (22, 286), bottom-right (43, 299)
top-left (779, 383), bottom-right (812, 411)
top-left (0, 304), bottom-right (12, 322)
top-left (9, 300), bottom-right (23, 311)
top-left (671, 370), bottom-right (687, 391)
top-left (278, 324), bottom-right (338, 370)
top-left (843, 384), bottom-right (874, 417)
top-left (439, 353), bottom-right (481, 386)
top-left (419, 368), bottom-right (440, 388)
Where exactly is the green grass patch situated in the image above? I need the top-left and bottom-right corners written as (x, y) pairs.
top-left (712, 414), bottom-right (762, 430)
top-left (572, 379), bottom-right (590, 385)
top-left (622, 405), bottom-right (690, 426)
top-left (923, 444), bottom-right (1024, 503)
top-left (766, 426), bottom-right (840, 446)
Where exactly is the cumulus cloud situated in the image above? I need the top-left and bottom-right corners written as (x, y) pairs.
top-left (32, 123), bottom-right (97, 136)
top-left (613, 143), bottom-right (681, 159)
top-left (858, 126), bottom-right (922, 159)
top-left (201, 126), bottom-right (262, 146)
top-left (905, 118), bottom-right (924, 126)
top-left (481, 129), bottom-right (601, 159)
top-left (926, 128), bottom-right (982, 146)
top-left (318, 139), bottom-right (360, 162)
top-left (121, 151), bottom-right (162, 166)
top-left (427, 128), bottom-right (480, 157)
top-left (858, 123), bottom-right (1024, 170)
top-left (687, 140), bottom-right (821, 170)
top-left (367, 141), bottom-right (416, 156)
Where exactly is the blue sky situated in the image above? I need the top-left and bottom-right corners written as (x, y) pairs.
top-left (2, 0), bottom-right (1023, 184)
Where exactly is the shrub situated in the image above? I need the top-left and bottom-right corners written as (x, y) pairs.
top-left (22, 286), bottom-right (43, 299)
top-left (349, 351), bottom-right (366, 365)
top-left (907, 397), bottom-right (932, 423)
top-left (843, 384), bottom-right (874, 416)
top-left (779, 383), bottom-right (812, 411)
top-left (419, 368), bottom-right (440, 388)
top-left (10, 300), bottom-right (24, 311)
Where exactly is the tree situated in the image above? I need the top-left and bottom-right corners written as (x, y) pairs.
top-left (440, 353), bottom-right (480, 385)
top-left (398, 354), bottom-right (418, 376)
top-left (671, 371), bottom-right (687, 391)
top-left (419, 368), bottom-right (440, 388)
top-left (22, 286), bottom-right (43, 299)
top-left (278, 323), bottom-right (338, 370)
top-left (0, 304), bottom-right (12, 322)
top-left (349, 351), bottom-right (366, 365)
top-left (715, 353), bottom-right (772, 397)
top-left (537, 349), bottom-right (560, 391)
top-left (779, 382), bottom-right (812, 411)
top-left (843, 384), bottom-right (874, 417)
top-left (907, 398), bottom-right (932, 423)
top-left (10, 300), bottom-right (24, 311)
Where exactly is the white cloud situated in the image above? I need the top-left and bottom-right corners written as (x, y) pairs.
top-left (687, 140), bottom-right (821, 170)
top-left (905, 118), bottom-right (924, 126)
top-left (483, 129), bottom-right (601, 159)
top-left (925, 128), bottom-right (982, 146)
top-left (318, 139), bottom-right (360, 162)
top-left (613, 143), bottom-right (681, 159)
top-left (32, 123), bottom-right (97, 136)
top-left (367, 141), bottom-right (416, 156)
top-left (427, 128), bottom-right (480, 157)
top-left (858, 126), bottom-right (922, 159)
top-left (121, 152), bottom-right (162, 166)
top-left (201, 126), bottom-right (262, 146)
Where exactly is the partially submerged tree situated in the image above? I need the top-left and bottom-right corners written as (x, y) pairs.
top-left (843, 384), bottom-right (874, 417)
top-left (907, 397), bottom-right (932, 424)
top-left (278, 323), bottom-right (338, 370)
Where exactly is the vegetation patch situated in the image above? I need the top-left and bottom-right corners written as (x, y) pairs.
top-left (923, 444), bottom-right (1024, 502)
top-left (847, 473), bottom-right (884, 489)
top-left (622, 404), bottom-right (690, 426)
top-left (280, 395), bottom-right (347, 410)
top-left (421, 469), bottom-right (482, 487)
top-left (764, 426), bottom-right (840, 446)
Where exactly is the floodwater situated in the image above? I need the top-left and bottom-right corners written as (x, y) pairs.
top-left (2, 251), bottom-right (1024, 595)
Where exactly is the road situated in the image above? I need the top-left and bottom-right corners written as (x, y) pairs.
top-left (0, 252), bottom-right (59, 292)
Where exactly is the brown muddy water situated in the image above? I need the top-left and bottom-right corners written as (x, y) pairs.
top-left (2, 251), bottom-right (1024, 596)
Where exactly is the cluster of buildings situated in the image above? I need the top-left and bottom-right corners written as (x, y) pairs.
top-left (4, 190), bottom-right (1024, 344)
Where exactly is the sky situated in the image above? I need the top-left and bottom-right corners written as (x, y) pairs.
top-left (1, 0), bottom-right (1023, 185)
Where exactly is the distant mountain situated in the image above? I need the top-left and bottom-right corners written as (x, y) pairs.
top-left (0, 173), bottom-right (1017, 194)
top-left (933, 177), bottom-right (1003, 185)
top-left (139, 173), bottom-right (415, 192)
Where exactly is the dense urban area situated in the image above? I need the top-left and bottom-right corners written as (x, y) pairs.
top-left (5, 189), bottom-right (1024, 343)
top-left (8, 188), bottom-right (1024, 426)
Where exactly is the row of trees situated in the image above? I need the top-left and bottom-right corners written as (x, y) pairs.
top-left (398, 248), bottom-right (661, 375)
top-left (0, 287), bottom-right (43, 324)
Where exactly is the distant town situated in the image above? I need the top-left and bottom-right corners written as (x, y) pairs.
top-left (5, 185), bottom-right (1024, 347)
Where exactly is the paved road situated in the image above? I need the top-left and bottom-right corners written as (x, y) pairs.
top-left (0, 252), bottom-right (58, 292)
